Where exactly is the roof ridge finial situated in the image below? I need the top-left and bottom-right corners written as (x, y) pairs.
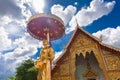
top-left (99, 35), bottom-right (103, 42)
top-left (75, 17), bottom-right (79, 28)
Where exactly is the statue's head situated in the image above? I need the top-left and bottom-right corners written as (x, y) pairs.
top-left (43, 39), bottom-right (48, 47)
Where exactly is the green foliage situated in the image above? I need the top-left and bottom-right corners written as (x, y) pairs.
top-left (4, 76), bottom-right (16, 80)
top-left (16, 59), bottom-right (38, 80)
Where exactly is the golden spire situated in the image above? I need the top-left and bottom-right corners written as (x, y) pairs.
top-left (99, 35), bottom-right (103, 42)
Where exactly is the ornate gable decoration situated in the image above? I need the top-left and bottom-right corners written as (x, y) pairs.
top-left (83, 69), bottom-right (98, 77)
top-left (105, 55), bottom-right (120, 70)
top-left (69, 28), bottom-right (98, 58)
top-left (52, 26), bottom-right (120, 80)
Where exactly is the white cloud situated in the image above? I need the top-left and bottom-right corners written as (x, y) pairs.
top-left (0, 33), bottom-right (43, 79)
top-left (93, 26), bottom-right (120, 48)
top-left (0, 16), bottom-right (12, 26)
top-left (67, 16), bottom-right (77, 34)
top-left (75, 0), bottom-right (115, 27)
top-left (0, 0), bottom-right (45, 78)
top-left (0, 0), bottom-right (45, 33)
top-left (0, 0), bottom-right (45, 20)
top-left (32, 0), bottom-right (45, 13)
top-left (0, 27), bottom-right (12, 51)
top-left (4, 32), bottom-right (43, 60)
top-left (0, 0), bottom-right (22, 19)
top-left (51, 4), bottom-right (77, 25)
top-left (0, 54), bottom-right (14, 79)
top-left (68, 0), bottom-right (116, 33)
top-left (4, 22), bottom-right (25, 39)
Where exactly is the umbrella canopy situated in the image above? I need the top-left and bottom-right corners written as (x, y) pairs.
top-left (27, 13), bottom-right (65, 41)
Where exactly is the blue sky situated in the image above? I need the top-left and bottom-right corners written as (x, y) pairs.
top-left (0, 0), bottom-right (120, 79)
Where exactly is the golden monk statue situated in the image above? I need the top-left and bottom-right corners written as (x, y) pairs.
top-left (34, 40), bottom-right (54, 80)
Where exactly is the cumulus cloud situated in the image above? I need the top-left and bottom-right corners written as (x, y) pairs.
top-left (0, 33), bottom-right (43, 79)
top-left (0, 16), bottom-right (12, 26)
top-left (0, 27), bottom-right (12, 51)
top-left (51, 4), bottom-right (77, 25)
top-left (93, 26), bottom-right (120, 48)
top-left (75, 0), bottom-right (115, 27)
top-left (67, 16), bottom-right (77, 34)
top-left (0, 54), bottom-right (12, 79)
top-left (68, 0), bottom-right (116, 33)
top-left (0, 0), bottom-right (45, 79)
top-left (0, 54), bottom-right (20, 79)
top-left (32, 0), bottom-right (45, 13)
top-left (13, 34), bottom-right (42, 56)
top-left (0, 0), bottom-right (45, 20)
top-left (0, 0), bottom-right (22, 19)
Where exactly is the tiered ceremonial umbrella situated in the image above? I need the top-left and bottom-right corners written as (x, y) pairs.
top-left (27, 13), bottom-right (65, 41)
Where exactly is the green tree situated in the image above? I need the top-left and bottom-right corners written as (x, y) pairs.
top-left (4, 76), bottom-right (16, 80)
top-left (16, 59), bottom-right (38, 80)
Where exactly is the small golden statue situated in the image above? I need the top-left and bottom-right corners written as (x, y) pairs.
top-left (34, 40), bottom-right (54, 80)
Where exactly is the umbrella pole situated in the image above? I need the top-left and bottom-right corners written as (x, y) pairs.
top-left (47, 32), bottom-right (50, 43)
top-left (47, 32), bottom-right (52, 46)
top-left (47, 32), bottom-right (52, 80)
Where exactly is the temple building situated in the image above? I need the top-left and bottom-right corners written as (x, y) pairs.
top-left (51, 26), bottom-right (120, 80)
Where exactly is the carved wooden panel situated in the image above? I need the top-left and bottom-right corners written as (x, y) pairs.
top-left (52, 71), bottom-right (60, 77)
top-left (60, 63), bottom-right (70, 75)
top-left (109, 72), bottom-right (120, 80)
top-left (105, 55), bottom-right (120, 70)
top-left (52, 56), bottom-right (70, 80)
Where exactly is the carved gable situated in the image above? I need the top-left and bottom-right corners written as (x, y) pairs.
top-left (70, 31), bottom-right (98, 57)
top-left (52, 27), bottom-right (120, 80)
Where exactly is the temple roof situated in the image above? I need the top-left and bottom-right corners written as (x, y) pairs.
top-left (53, 25), bottom-right (120, 69)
